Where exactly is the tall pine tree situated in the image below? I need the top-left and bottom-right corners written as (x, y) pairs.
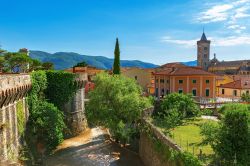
top-left (113, 38), bottom-right (120, 74)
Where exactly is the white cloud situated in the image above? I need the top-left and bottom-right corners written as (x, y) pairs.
top-left (198, 4), bottom-right (233, 23)
top-left (162, 35), bottom-right (250, 47)
top-left (161, 36), bottom-right (198, 47)
top-left (196, 0), bottom-right (250, 34)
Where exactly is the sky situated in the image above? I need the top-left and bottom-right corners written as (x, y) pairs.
top-left (0, 0), bottom-right (250, 65)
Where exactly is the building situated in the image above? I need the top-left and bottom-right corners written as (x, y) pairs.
top-left (217, 77), bottom-right (250, 98)
top-left (197, 32), bottom-right (250, 75)
top-left (121, 67), bottom-right (155, 95)
top-left (154, 64), bottom-right (216, 99)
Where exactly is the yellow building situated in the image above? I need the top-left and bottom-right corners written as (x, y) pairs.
top-left (218, 78), bottom-right (250, 98)
top-left (121, 67), bottom-right (155, 95)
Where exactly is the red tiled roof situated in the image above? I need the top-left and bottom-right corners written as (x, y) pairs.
top-left (154, 65), bottom-right (215, 76)
top-left (219, 78), bottom-right (250, 89)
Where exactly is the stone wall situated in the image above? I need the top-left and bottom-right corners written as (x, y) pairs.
top-left (0, 74), bottom-right (31, 161)
top-left (64, 73), bottom-right (88, 136)
top-left (139, 119), bottom-right (182, 166)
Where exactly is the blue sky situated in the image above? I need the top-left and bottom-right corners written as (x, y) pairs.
top-left (1, 0), bottom-right (250, 65)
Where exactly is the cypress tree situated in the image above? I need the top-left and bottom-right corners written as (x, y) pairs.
top-left (113, 38), bottom-right (120, 74)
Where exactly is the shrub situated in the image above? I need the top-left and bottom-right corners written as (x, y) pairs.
top-left (201, 109), bottom-right (214, 116)
top-left (161, 93), bottom-right (199, 119)
top-left (29, 101), bottom-right (65, 152)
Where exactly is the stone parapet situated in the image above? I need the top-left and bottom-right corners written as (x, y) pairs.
top-left (0, 74), bottom-right (31, 108)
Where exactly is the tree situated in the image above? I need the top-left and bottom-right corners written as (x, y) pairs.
top-left (160, 93), bottom-right (199, 119)
top-left (241, 92), bottom-right (250, 102)
top-left (216, 104), bottom-right (249, 165)
top-left (29, 59), bottom-right (42, 71)
top-left (86, 73), bottom-right (151, 144)
top-left (42, 62), bottom-right (54, 70)
top-left (0, 56), bottom-right (5, 72)
top-left (74, 61), bottom-right (88, 67)
top-left (200, 103), bottom-right (250, 165)
top-left (4, 52), bottom-right (31, 73)
top-left (113, 38), bottom-right (121, 74)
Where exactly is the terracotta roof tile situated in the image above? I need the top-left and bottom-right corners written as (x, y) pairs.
top-left (219, 78), bottom-right (250, 89)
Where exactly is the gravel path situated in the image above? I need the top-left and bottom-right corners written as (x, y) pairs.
top-left (45, 128), bottom-right (144, 166)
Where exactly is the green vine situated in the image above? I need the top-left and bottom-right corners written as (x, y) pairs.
top-left (17, 100), bottom-right (25, 136)
top-left (44, 71), bottom-right (78, 109)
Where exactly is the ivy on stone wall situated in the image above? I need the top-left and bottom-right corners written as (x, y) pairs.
top-left (44, 71), bottom-right (77, 109)
top-left (27, 71), bottom-right (67, 154)
top-left (17, 100), bottom-right (25, 136)
top-left (141, 120), bottom-right (202, 166)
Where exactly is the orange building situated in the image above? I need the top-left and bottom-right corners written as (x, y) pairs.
top-left (154, 64), bottom-right (216, 99)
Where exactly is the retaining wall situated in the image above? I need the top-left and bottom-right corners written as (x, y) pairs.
top-left (139, 118), bottom-right (182, 166)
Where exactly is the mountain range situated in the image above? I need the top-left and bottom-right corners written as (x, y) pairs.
top-left (29, 50), bottom-right (197, 70)
top-left (30, 51), bottom-right (159, 70)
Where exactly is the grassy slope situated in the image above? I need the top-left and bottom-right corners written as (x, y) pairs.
top-left (170, 118), bottom-right (215, 156)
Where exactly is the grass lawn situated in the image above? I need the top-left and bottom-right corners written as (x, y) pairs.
top-left (170, 118), bottom-right (215, 156)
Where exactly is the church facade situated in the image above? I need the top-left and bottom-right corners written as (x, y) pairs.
top-left (197, 33), bottom-right (250, 75)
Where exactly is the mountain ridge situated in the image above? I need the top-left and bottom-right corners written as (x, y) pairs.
top-left (29, 50), bottom-right (197, 70)
top-left (29, 50), bottom-right (159, 70)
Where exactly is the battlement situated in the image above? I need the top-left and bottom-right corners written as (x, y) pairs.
top-left (0, 74), bottom-right (31, 108)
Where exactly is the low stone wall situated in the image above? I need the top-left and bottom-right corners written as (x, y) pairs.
top-left (0, 74), bottom-right (31, 161)
top-left (139, 119), bottom-right (182, 166)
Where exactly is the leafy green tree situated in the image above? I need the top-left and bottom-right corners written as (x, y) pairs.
top-left (113, 38), bottom-right (121, 74)
top-left (161, 93), bottom-right (199, 119)
top-left (215, 104), bottom-right (250, 165)
top-left (200, 104), bottom-right (250, 165)
top-left (241, 92), bottom-right (250, 102)
top-left (74, 61), bottom-right (88, 67)
top-left (86, 73), bottom-right (151, 144)
top-left (29, 59), bottom-right (42, 71)
top-left (42, 62), bottom-right (54, 70)
top-left (0, 56), bottom-right (5, 72)
top-left (3, 52), bottom-right (31, 73)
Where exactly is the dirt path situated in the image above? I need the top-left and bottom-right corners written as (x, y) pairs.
top-left (45, 128), bottom-right (144, 166)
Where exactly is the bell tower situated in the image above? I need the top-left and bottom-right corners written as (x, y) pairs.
top-left (197, 31), bottom-right (210, 70)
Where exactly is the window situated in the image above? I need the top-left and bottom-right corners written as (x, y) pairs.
top-left (166, 89), bottom-right (169, 95)
top-left (166, 80), bottom-right (169, 84)
top-left (192, 80), bottom-right (197, 84)
top-left (206, 89), bottom-right (210, 97)
top-left (222, 89), bottom-right (225, 95)
top-left (204, 47), bottom-right (207, 51)
top-left (204, 54), bottom-right (207, 58)
top-left (206, 80), bottom-right (210, 84)
top-left (161, 89), bottom-right (164, 95)
top-left (179, 80), bottom-right (183, 84)
top-left (155, 88), bottom-right (158, 97)
top-left (135, 76), bottom-right (137, 80)
top-left (156, 79), bottom-right (159, 83)
top-left (160, 79), bottom-right (164, 83)
top-left (233, 90), bottom-right (237, 96)
top-left (178, 89), bottom-right (183, 94)
top-left (192, 89), bottom-right (197, 96)
top-left (246, 90), bottom-right (249, 94)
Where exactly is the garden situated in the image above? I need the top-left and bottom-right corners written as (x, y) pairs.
top-left (152, 93), bottom-right (250, 166)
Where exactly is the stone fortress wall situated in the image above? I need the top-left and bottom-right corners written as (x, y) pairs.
top-left (64, 72), bottom-right (88, 136)
top-left (0, 74), bottom-right (31, 161)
